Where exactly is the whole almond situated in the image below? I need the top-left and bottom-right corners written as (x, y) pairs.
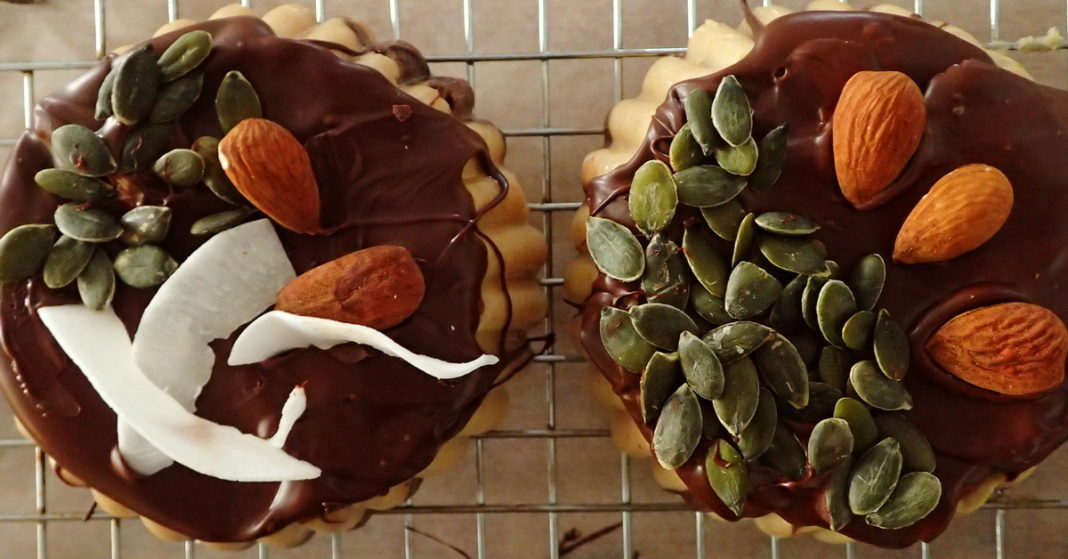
top-left (832, 71), bottom-right (927, 208)
top-left (894, 164), bottom-right (1013, 264)
top-left (927, 302), bottom-right (1067, 396)
top-left (219, 118), bottom-right (321, 234)
top-left (276, 245), bottom-right (425, 330)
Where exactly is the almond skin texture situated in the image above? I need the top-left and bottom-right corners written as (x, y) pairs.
top-left (832, 71), bottom-right (927, 208)
top-left (276, 245), bottom-right (426, 329)
top-left (893, 164), bottom-right (1013, 264)
top-left (219, 118), bottom-right (321, 234)
top-left (927, 302), bottom-right (1068, 396)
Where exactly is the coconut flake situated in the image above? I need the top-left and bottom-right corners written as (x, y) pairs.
top-left (38, 305), bottom-right (320, 482)
top-left (229, 311), bottom-right (499, 380)
top-left (270, 386), bottom-right (307, 448)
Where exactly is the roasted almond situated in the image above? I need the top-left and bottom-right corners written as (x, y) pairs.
top-left (276, 245), bottom-right (425, 329)
top-left (894, 164), bottom-right (1013, 264)
top-left (832, 71), bottom-right (926, 208)
top-left (927, 302), bottom-right (1068, 396)
top-left (219, 118), bottom-right (321, 234)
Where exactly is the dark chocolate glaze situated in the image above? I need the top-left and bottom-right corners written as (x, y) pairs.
top-left (0, 17), bottom-right (529, 542)
top-left (581, 10), bottom-right (1068, 548)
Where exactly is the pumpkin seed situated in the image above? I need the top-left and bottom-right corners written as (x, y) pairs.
top-left (768, 274), bottom-right (806, 332)
top-left (149, 72), bottom-right (204, 123)
top-left (120, 205), bottom-right (172, 246)
top-left (158, 30), bottom-right (213, 82)
top-left (0, 224), bottom-right (57, 282)
top-left (842, 310), bottom-right (875, 351)
top-left (120, 123), bottom-right (172, 172)
top-left (630, 303), bottom-right (699, 350)
top-left (700, 199), bottom-right (746, 241)
top-left (682, 227), bottom-right (728, 297)
top-left (51, 124), bottom-right (116, 177)
top-left (713, 356), bottom-right (760, 436)
top-left (825, 260), bottom-right (841, 278)
top-left (782, 381), bottom-right (841, 423)
top-left (190, 207), bottom-right (254, 236)
top-left (731, 212), bottom-right (756, 266)
top-left (711, 75), bottom-right (752, 146)
top-left (669, 122), bottom-right (705, 171)
top-left (600, 306), bottom-right (656, 373)
top-left (824, 457), bottom-right (854, 531)
top-left (715, 137), bottom-right (758, 176)
top-left (761, 420), bottom-right (807, 481)
top-left (153, 148), bottom-right (205, 188)
top-left (54, 203), bottom-right (123, 243)
top-left (111, 43), bottom-right (161, 126)
top-left (754, 212), bottom-right (819, 236)
top-left (94, 66), bottom-right (118, 121)
top-left (640, 351), bottom-right (682, 424)
top-left (848, 254), bottom-right (886, 311)
top-left (848, 437), bottom-right (904, 515)
top-left (191, 136), bottom-right (246, 206)
top-left (683, 88), bottom-right (716, 155)
top-left (737, 390), bottom-right (777, 460)
top-left (691, 283), bottom-right (731, 325)
top-left (42, 235), bottom-right (94, 289)
top-left (34, 169), bottom-right (113, 202)
top-left (759, 236), bottom-right (829, 276)
top-left (77, 249), bottom-right (115, 310)
top-left (850, 360), bottom-right (912, 411)
top-left (642, 235), bottom-right (689, 309)
top-left (704, 321), bottom-right (773, 364)
top-left (873, 309), bottom-right (910, 381)
top-left (629, 160), bottom-right (677, 236)
top-left (652, 384), bottom-right (703, 470)
top-left (818, 346), bottom-right (851, 391)
top-left (809, 418), bottom-right (855, 474)
top-left (801, 276), bottom-right (829, 331)
top-left (679, 331), bottom-right (725, 400)
top-left (113, 245), bottom-right (178, 288)
top-left (706, 439), bottom-right (749, 516)
top-left (724, 261), bottom-right (782, 320)
top-left (817, 280), bottom-right (857, 347)
top-left (749, 124), bottom-right (787, 191)
top-left (792, 331), bottom-right (822, 369)
top-left (753, 333), bottom-right (809, 409)
top-left (216, 70), bottom-right (262, 133)
top-left (834, 397), bottom-right (879, 453)
top-left (586, 217), bottom-right (645, 282)
top-left (874, 413), bottom-right (935, 473)
top-left (674, 165), bottom-right (747, 208)
top-left (865, 471), bottom-right (942, 529)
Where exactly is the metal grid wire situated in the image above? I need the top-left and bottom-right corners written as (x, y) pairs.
top-left (0, 0), bottom-right (1066, 558)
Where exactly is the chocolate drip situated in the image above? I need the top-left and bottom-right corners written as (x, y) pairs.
top-left (580, 11), bottom-right (1068, 547)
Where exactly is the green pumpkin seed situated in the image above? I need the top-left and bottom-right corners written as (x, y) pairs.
top-left (712, 75), bottom-right (752, 146)
top-left (674, 165), bottom-right (747, 208)
top-left (768, 274), bottom-right (806, 332)
top-left (113, 245), bottom-right (178, 288)
top-left (669, 122), bottom-right (705, 171)
top-left (801, 276), bottom-right (828, 331)
top-left (51, 124), bottom-right (116, 177)
top-left (737, 389), bottom-right (777, 460)
top-left (825, 260), bottom-right (841, 278)
top-left (120, 123), bottom-right (172, 172)
top-left (865, 472), bottom-right (942, 529)
top-left (750, 124), bottom-right (787, 191)
top-left (191, 136), bottom-right (246, 206)
top-left (111, 43), bottom-right (161, 126)
top-left (792, 331), bottom-right (822, 369)
top-left (642, 235), bottom-right (689, 309)
top-left (809, 418), bottom-right (855, 474)
top-left (630, 303), bottom-right (699, 350)
top-left (640, 351), bottom-right (682, 424)
top-left (691, 283), bottom-right (731, 325)
top-left (704, 321), bottom-right (773, 364)
top-left (873, 309), bottom-right (910, 381)
top-left (77, 249), bottom-right (115, 310)
top-left (714, 137), bottom-right (758, 176)
top-left (874, 413), bottom-right (935, 473)
top-left (682, 228), bottom-right (728, 297)
top-left (782, 381), bottom-right (841, 423)
top-left (754, 212), bottom-right (819, 236)
top-left (600, 306), bottom-right (656, 373)
top-left (0, 224), bottom-right (57, 282)
top-left (842, 310), bottom-right (875, 351)
top-left (724, 261), bottom-right (782, 320)
top-left (850, 361), bottom-right (912, 411)
top-left (120, 206), bottom-right (172, 246)
top-left (54, 203), bottom-right (123, 243)
top-left (586, 217), bottom-right (644, 282)
top-left (848, 437), bottom-right (903, 515)
top-left (149, 72), bottom-right (204, 123)
top-left (153, 148), bottom-right (205, 188)
top-left (42, 235), bottom-right (94, 289)
top-left (706, 439), bottom-right (749, 516)
top-left (817, 280), bottom-right (857, 347)
top-left (713, 356), bottom-right (760, 436)
top-left (216, 70), bottom-right (262, 133)
top-left (824, 457), bottom-right (854, 531)
top-left (629, 160), bottom-right (677, 236)
top-left (758, 236), bottom-right (829, 276)
top-left (652, 384), bottom-right (703, 470)
top-left (834, 397), bottom-right (879, 453)
top-left (848, 254), bottom-right (886, 311)
top-left (94, 66), bottom-right (118, 121)
top-left (731, 212), bottom-right (756, 266)
top-left (753, 333), bottom-right (809, 409)
top-left (34, 169), bottom-right (113, 202)
top-left (679, 331), bottom-right (725, 400)
top-left (818, 346), bottom-right (851, 391)
top-left (158, 30), bottom-right (213, 82)
top-left (683, 88), bottom-right (716, 155)
top-left (700, 199), bottom-right (746, 241)
top-left (190, 207), bottom-right (254, 236)
top-left (761, 420), bottom-right (807, 481)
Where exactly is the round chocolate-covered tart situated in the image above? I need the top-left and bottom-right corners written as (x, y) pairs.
top-left (0, 4), bottom-right (546, 548)
top-left (566, 1), bottom-right (1068, 548)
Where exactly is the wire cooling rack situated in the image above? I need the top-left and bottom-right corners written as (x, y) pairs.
top-left (0, 0), bottom-right (1067, 558)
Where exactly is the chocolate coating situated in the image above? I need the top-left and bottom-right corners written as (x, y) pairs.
top-left (581, 10), bottom-right (1068, 547)
top-left (0, 18), bottom-right (526, 541)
